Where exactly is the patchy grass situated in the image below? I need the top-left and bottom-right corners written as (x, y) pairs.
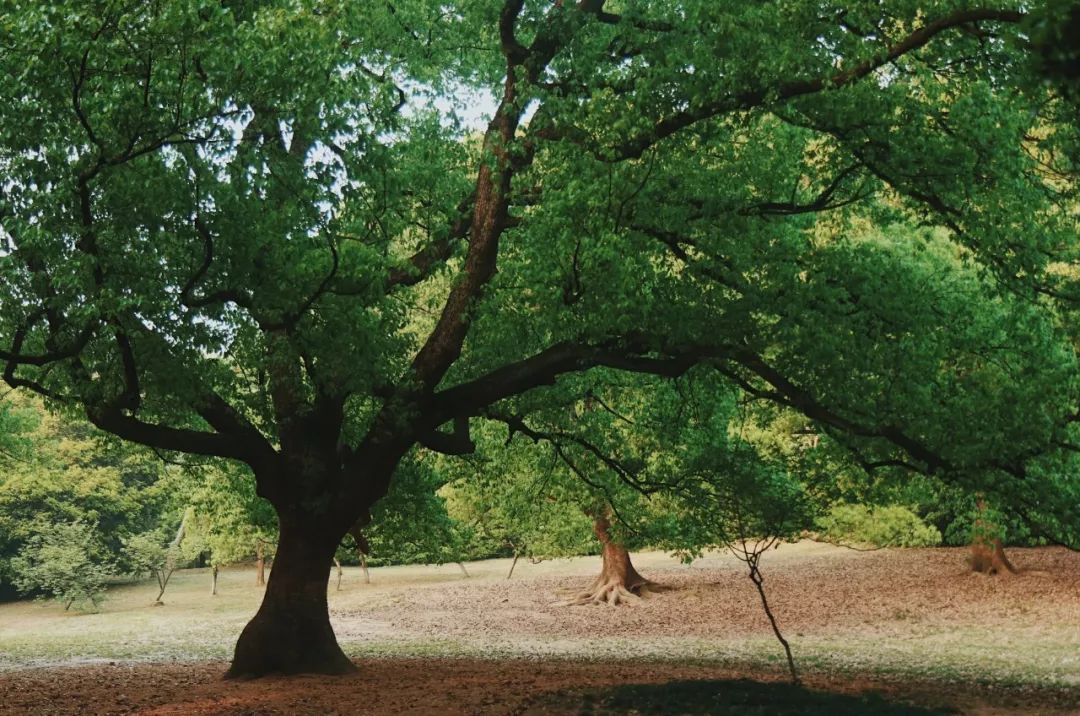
top-left (0, 542), bottom-right (1077, 714)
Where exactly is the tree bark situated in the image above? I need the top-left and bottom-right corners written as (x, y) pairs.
top-left (334, 558), bottom-right (342, 591)
top-left (971, 499), bottom-right (1018, 575)
top-left (211, 565), bottom-right (219, 596)
top-left (971, 535), bottom-right (1018, 575)
top-left (559, 512), bottom-right (664, 606)
top-left (227, 515), bottom-right (354, 678)
top-left (255, 540), bottom-right (266, 587)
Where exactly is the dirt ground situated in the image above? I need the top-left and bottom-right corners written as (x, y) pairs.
top-left (0, 656), bottom-right (1075, 715)
top-left (337, 543), bottom-right (1080, 646)
top-left (0, 543), bottom-right (1077, 715)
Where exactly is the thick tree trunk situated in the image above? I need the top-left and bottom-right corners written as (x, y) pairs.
top-left (971, 500), bottom-right (1018, 576)
top-left (972, 536), bottom-right (1018, 575)
top-left (360, 553), bottom-right (370, 584)
top-left (559, 513), bottom-right (664, 606)
top-left (227, 516), bottom-right (354, 678)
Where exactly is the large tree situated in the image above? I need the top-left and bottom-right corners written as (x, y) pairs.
top-left (1, 0), bottom-right (1077, 676)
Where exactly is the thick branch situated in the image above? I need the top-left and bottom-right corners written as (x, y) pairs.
top-left (86, 407), bottom-right (262, 463)
top-left (727, 350), bottom-right (952, 473)
top-left (432, 338), bottom-right (725, 421)
top-left (418, 415), bottom-right (476, 456)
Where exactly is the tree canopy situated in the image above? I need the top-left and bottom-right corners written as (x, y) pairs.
top-left (1, 0), bottom-right (1077, 676)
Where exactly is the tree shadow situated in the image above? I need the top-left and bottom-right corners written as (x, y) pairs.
top-left (522, 678), bottom-right (954, 715)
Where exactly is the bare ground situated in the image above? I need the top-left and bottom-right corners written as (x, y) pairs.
top-left (339, 543), bottom-right (1080, 644)
top-left (0, 543), bottom-right (1077, 715)
top-left (0, 656), bottom-right (1075, 715)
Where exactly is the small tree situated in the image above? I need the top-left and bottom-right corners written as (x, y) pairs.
top-left (11, 520), bottom-right (112, 612)
top-left (123, 511), bottom-right (192, 605)
top-left (671, 445), bottom-right (811, 686)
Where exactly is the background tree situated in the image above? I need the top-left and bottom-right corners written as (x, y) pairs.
top-left (339, 456), bottom-right (474, 580)
top-left (123, 510), bottom-right (196, 605)
top-left (445, 435), bottom-right (596, 580)
top-left (2, 0), bottom-right (1077, 676)
top-left (0, 394), bottom-right (176, 598)
top-left (10, 520), bottom-right (112, 612)
top-left (0, 390), bottom-right (34, 465)
top-left (184, 463), bottom-right (278, 592)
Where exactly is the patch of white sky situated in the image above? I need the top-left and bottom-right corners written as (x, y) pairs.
top-left (428, 82), bottom-right (499, 132)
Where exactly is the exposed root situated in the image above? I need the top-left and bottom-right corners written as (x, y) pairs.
top-left (557, 578), bottom-right (669, 607)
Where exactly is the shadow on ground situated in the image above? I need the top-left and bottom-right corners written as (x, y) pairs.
top-left (521, 679), bottom-right (953, 715)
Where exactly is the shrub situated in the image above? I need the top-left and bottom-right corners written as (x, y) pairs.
top-left (817, 503), bottom-right (941, 548)
top-left (10, 520), bottom-right (112, 611)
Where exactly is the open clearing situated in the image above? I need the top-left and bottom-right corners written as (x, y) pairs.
top-left (0, 542), bottom-right (1077, 714)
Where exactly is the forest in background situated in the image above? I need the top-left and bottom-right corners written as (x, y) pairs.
top-left (0, 384), bottom-right (1040, 611)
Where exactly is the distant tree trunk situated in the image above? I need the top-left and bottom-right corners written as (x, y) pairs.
top-left (334, 558), bottom-right (342, 591)
top-left (971, 537), bottom-right (1017, 575)
top-left (507, 552), bottom-right (519, 580)
top-left (255, 540), bottom-right (266, 587)
top-left (456, 561), bottom-right (470, 578)
top-left (559, 511), bottom-right (664, 606)
top-left (211, 565), bottom-right (219, 596)
top-left (348, 526), bottom-right (371, 585)
top-left (227, 510), bottom-right (355, 678)
top-left (971, 499), bottom-right (1018, 575)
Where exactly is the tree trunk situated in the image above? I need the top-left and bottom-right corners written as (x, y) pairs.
top-left (507, 552), bottom-right (519, 580)
top-left (456, 561), bottom-right (470, 578)
top-left (153, 569), bottom-right (171, 605)
top-left (971, 499), bottom-right (1018, 575)
top-left (349, 528), bottom-right (371, 585)
top-left (255, 541), bottom-right (266, 587)
top-left (972, 536), bottom-right (1018, 575)
top-left (211, 565), bottom-right (219, 596)
top-left (334, 558), bottom-right (342, 591)
top-left (559, 512), bottom-right (664, 606)
top-left (227, 515), bottom-right (354, 678)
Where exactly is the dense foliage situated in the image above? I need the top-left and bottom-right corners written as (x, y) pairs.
top-left (0, 0), bottom-right (1077, 676)
top-left (816, 504), bottom-right (942, 548)
top-left (10, 519), bottom-right (112, 611)
top-left (0, 394), bottom-right (179, 598)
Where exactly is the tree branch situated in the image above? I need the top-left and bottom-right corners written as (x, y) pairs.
top-left (558, 8), bottom-right (1026, 161)
top-left (432, 338), bottom-right (726, 421)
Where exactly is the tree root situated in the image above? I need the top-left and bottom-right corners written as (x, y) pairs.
top-left (557, 579), bottom-right (669, 606)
